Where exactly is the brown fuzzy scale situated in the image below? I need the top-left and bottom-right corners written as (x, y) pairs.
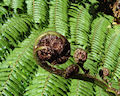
top-left (35, 32), bottom-right (70, 65)
top-left (74, 48), bottom-right (87, 63)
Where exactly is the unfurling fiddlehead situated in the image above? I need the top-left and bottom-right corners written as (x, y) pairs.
top-left (33, 31), bottom-right (120, 96)
top-left (33, 31), bottom-right (72, 77)
top-left (74, 48), bottom-right (89, 74)
top-left (34, 31), bottom-right (70, 65)
top-left (74, 48), bottom-right (87, 64)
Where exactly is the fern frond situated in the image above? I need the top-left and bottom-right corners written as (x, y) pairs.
top-left (112, 57), bottom-right (120, 80)
top-left (103, 25), bottom-right (120, 72)
top-left (0, 15), bottom-right (32, 60)
top-left (3, 0), bottom-right (11, 6)
top-left (11, 0), bottom-right (24, 13)
top-left (25, 0), bottom-right (48, 24)
top-left (0, 6), bottom-right (8, 16)
top-left (25, 0), bottom-right (33, 16)
top-left (95, 86), bottom-right (109, 96)
top-left (33, 0), bottom-right (48, 23)
top-left (90, 16), bottom-right (111, 61)
top-left (67, 80), bottom-right (94, 96)
top-left (24, 66), bottom-right (71, 96)
top-left (0, 6), bottom-right (8, 23)
top-left (49, 0), bottom-right (69, 36)
top-left (84, 16), bottom-right (112, 75)
top-left (69, 3), bottom-right (92, 49)
top-left (0, 29), bottom-right (42, 95)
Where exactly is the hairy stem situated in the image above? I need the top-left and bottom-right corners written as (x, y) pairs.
top-left (37, 61), bottom-right (120, 96)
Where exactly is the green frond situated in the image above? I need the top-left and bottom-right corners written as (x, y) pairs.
top-left (49, 0), bottom-right (69, 36)
top-left (90, 16), bottom-right (111, 61)
top-left (84, 16), bottom-right (112, 75)
top-left (69, 3), bottom-right (92, 49)
top-left (0, 6), bottom-right (8, 16)
top-left (95, 86), bottom-right (109, 96)
top-left (3, 0), bottom-right (11, 6)
top-left (3, 0), bottom-right (25, 13)
top-left (33, 0), bottom-right (48, 23)
top-left (0, 29), bottom-right (42, 95)
top-left (24, 66), bottom-right (71, 96)
top-left (11, 0), bottom-right (24, 13)
top-left (0, 6), bottom-right (8, 23)
top-left (84, 58), bottom-right (98, 75)
top-left (25, 0), bottom-right (33, 16)
top-left (26, 0), bottom-right (48, 24)
top-left (68, 80), bottom-right (94, 96)
top-left (112, 57), bottom-right (120, 80)
top-left (103, 25), bottom-right (120, 72)
top-left (0, 15), bottom-right (32, 60)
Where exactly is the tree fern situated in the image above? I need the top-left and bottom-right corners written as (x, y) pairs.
top-left (26, 0), bottom-right (48, 24)
top-left (25, 0), bottom-right (33, 16)
top-left (0, 6), bottom-right (8, 17)
top-left (11, 0), bottom-right (24, 13)
top-left (0, 15), bottom-right (33, 61)
top-left (69, 3), bottom-right (92, 49)
top-left (112, 57), bottom-right (120, 80)
top-left (1, 0), bottom-right (120, 96)
top-left (103, 25), bottom-right (120, 72)
top-left (95, 86), bottom-right (109, 96)
top-left (24, 66), bottom-right (71, 96)
top-left (0, 6), bottom-right (8, 24)
top-left (84, 16), bottom-right (112, 75)
top-left (67, 80), bottom-right (94, 96)
top-left (0, 29), bottom-right (42, 95)
top-left (49, 0), bottom-right (69, 36)
top-left (3, 0), bottom-right (11, 6)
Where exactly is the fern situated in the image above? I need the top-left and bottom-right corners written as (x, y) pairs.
top-left (103, 25), bottom-right (120, 72)
top-left (0, 6), bottom-right (8, 24)
top-left (68, 80), bottom-right (94, 96)
top-left (0, 6), bottom-right (8, 16)
top-left (3, 0), bottom-right (11, 6)
top-left (26, 0), bottom-right (48, 24)
top-left (11, 0), bottom-right (24, 13)
top-left (25, 0), bottom-right (33, 16)
top-left (0, 29), bottom-right (42, 95)
top-left (84, 16), bottom-right (112, 75)
top-left (49, 0), bottom-right (69, 36)
top-left (113, 57), bottom-right (120, 80)
top-left (1, 0), bottom-right (120, 96)
top-left (69, 3), bottom-right (92, 49)
top-left (95, 86), bottom-right (109, 96)
top-left (0, 15), bottom-right (32, 60)
top-left (24, 66), bottom-right (71, 96)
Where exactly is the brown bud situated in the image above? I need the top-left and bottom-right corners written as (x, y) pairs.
top-left (64, 64), bottom-right (79, 79)
top-left (73, 48), bottom-right (87, 63)
top-left (103, 68), bottom-right (109, 76)
top-left (99, 68), bottom-right (109, 79)
top-left (34, 31), bottom-right (70, 65)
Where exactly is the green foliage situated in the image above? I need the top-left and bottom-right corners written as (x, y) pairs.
top-left (49, 0), bottom-right (69, 36)
top-left (0, 29), bottom-right (41, 95)
top-left (95, 86), bottom-right (109, 96)
top-left (24, 66), bottom-right (70, 96)
top-left (0, 0), bottom-right (120, 96)
top-left (68, 80), bottom-right (94, 96)
top-left (26, 0), bottom-right (48, 24)
top-left (104, 25), bottom-right (120, 72)
top-left (0, 15), bottom-right (32, 60)
top-left (84, 16), bottom-right (112, 75)
top-left (69, 3), bottom-right (92, 48)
